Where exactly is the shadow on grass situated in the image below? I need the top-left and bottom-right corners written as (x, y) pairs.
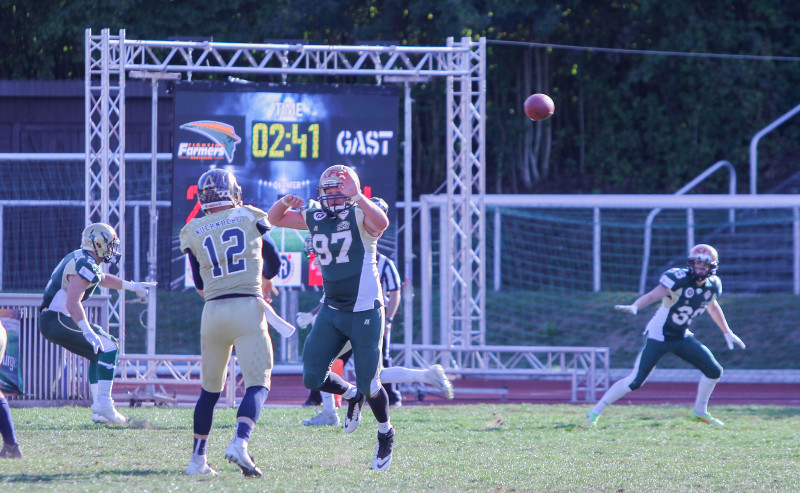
top-left (720, 405), bottom-right (800, 418)
top-left (2, 469), bottom-right (174, 483)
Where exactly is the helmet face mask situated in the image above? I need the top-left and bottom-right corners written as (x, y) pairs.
top-left (197, 169), bottom-right (242, 211)
top-left (318, 165), bottom-right (359, 216)
top-left (687, 243), bottom-right (719, 281)
top-left (82, 223), bottom-right (120, 264)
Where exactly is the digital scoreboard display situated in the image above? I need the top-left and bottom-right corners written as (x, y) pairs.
top-left (170, 82), bottom-right (399, 290)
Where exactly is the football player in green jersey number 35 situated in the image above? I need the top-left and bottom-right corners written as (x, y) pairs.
top-left (586, 244), bottom-right (746, 428)
top-left (269, 164), bottom-right (396, 471)
top-left (40, 222), bottom-right (157, 425)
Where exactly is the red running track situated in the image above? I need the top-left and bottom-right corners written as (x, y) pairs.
top-left (126, 374), bottom-right (800, 407)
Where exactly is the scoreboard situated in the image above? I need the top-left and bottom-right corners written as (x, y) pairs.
top-left (169, 82), bottom-right (399, 290)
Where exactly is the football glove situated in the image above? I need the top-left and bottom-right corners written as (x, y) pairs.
top-left (724, 331), bottom-right (746, 350)
top-left (259, 298), bottom-right (296, 338)
top-left (78, 319), bottom-right (102, 354)
top-left (295, 311), bottom-right (316, 329)
top-left (122, 280), bottom-right (158, 297)
top-left (614, 304), bottom-right (638, 315)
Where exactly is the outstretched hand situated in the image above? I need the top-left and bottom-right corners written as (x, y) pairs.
top-left (614, 304), bottom-right (638, 315)
top-left (130, 281), bottom-right (157, 297)
top-left (296, 311), bottom-right (316, 329)
top-left (724, 331), bottom-right (746, 350)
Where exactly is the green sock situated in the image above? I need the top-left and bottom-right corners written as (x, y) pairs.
top-left (89, 360), bottom-right (99, 385)
top-left (97, 350), bottom-right (118, 381)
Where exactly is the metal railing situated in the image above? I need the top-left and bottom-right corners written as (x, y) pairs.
top-left (639, 160), bottom-right (736, 293)
top-left (0, 293), bottom-right (107, 403)
top-left (391, 343), bottom-right (610, 402)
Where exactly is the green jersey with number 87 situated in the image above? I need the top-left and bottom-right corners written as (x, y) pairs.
top-left (644, 267), bottom-right (722, 341)
top-left (301, 200), bottom-right (382, 312)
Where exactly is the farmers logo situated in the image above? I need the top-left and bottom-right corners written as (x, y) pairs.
top-left (178, 120), bottom-right (241, 163)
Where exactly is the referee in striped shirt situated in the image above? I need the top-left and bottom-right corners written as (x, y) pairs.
top-left (377, 250), bottom-right (403, 406)
top-left (371, 197), bottom-right (404, 407)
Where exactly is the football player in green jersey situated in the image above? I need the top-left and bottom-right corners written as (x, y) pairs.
top-left (0, 320), bottom-right (22, 458)
top-left (269, 164), bottom-right (397, 471)
top-left (586, 244), bottom-right (746, 428)
top-left (180, 168), bottom-right (287, 478)
top-left (40, 222), bottom-right (157, 424)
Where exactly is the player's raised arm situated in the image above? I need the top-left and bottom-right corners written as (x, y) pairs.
top-left (337, 169), bottom-right (388, 236)
top-left (615, 284), bottom-right (669, 315)
top-left (267, 194), bottom-right (307, 230)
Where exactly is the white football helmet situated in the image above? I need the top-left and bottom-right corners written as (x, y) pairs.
top-left (318, 164), bottom-right (359, 215)
top-left (687, 243), bottom-right (719, 281)
top-left (81, 222), bottom-right (120, 264)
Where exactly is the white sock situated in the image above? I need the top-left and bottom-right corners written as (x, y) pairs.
top-left (381, 366), bottom-right (427, 384)
top-left (591, 376), bottom-right (634, 415)
top-left (90, 383), bottom-right (99, 405)
top-left (694, 376), bottom-right (720, 415)
top-left (378, 421), bottom-right (392, 434)
top-left (97, 380), bottom-right (114, 405)
top-left (321, 392), bottom-right (336, 412)
top-left (342, 385), bottom-right (358, 400)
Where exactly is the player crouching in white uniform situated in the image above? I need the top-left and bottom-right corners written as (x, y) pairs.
top-left (39, 222), bottom-right (156, 425)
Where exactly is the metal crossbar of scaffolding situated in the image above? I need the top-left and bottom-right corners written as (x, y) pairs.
top-left (85, 28), bottom-right (488, 362)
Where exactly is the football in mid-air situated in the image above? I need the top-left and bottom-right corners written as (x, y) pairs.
top-left (524, 93), bottom-right (555, 121)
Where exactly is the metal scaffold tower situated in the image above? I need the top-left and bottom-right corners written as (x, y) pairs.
top-left (85, 29), bottom-right (128, 346)
top-left (445, 37), bottom-right (486, 350)
top-left (85, 28), bottom-right (486, 356)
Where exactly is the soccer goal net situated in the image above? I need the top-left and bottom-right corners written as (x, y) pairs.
top-left (419, 195), bottom-right (800, 370)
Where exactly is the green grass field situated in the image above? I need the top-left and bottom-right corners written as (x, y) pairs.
top-left (2, 403), bottom-right (798, 492)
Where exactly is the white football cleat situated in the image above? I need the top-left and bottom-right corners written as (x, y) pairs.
top-left (91, 413), bottom-right (109, 424)
top-left (185, 454), bottom-right (218, 476)
top-left (343, 390), bottom-right (366, 434)
top-left (302, 409), bottom-right (340, 427)
top-left (426, 364), bottom-right (454, 399)
top-left (371, 427), bottom-right (395, 471)
top-left (225, 437), bottom-right (263, 477)
top-left (91, 402), bottom-right (129, 424)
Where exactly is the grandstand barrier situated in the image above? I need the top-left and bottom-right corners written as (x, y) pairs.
top-left (391, 343), bottom-right (610, 402)
top-left (0, 293), bottom-right (243, 407)
top-left (114, 354), bottom-right (240, 407)
top-left (0, 293), bottom-right (107, 405)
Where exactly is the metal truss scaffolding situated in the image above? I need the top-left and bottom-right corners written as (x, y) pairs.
top-left (85, 29), bottom-right (127, 346)
top-left (85, 28), bottom-right (486, 356)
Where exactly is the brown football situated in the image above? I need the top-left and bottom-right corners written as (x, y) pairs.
top-left (524, 93), bottom-right (555, 121)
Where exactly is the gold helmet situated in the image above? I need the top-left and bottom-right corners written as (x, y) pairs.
top-left (81, 222), bottom-right (120, 264)
top-left (318, 164), bottom-right (360, 215)
top-left (687, 243), bottom-right (718, 280)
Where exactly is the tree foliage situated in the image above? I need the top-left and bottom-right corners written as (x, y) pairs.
top-left (3, 0), bottom-right (800, 194)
